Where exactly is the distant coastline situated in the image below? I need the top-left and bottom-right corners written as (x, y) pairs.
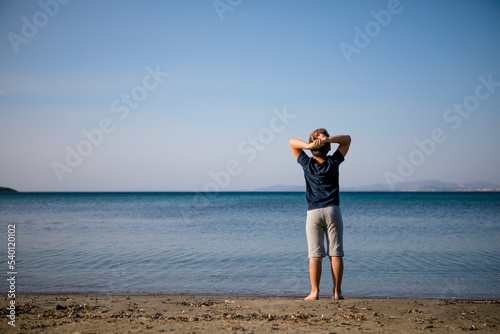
top-left (0, 186), bottom-right (17, 193)
top-left (4, 180), bottom-right (500, 193)
top-left (255, 180), bottom-right (500, 192)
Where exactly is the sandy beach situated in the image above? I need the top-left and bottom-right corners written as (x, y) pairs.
top-left (1, 295), bottom-right (498, 333)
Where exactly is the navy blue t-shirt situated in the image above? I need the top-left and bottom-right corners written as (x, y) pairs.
top-left (297, 150), bottom-right (344, 210)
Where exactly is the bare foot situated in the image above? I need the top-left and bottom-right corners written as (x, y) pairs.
top-left (304, 293), bottom-right (319, 301)
top-left (333, 288), bottom-right (343, 300)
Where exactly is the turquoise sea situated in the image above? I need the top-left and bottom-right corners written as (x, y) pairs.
top-left (1, 192), bottom-right (499, 299)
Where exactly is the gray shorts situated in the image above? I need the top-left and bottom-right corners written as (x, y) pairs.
top-left (306, 206), bottom-right (344, 258)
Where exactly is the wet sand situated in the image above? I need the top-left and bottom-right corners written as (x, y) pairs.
top-left (2, 294), bottom-right (499, 333)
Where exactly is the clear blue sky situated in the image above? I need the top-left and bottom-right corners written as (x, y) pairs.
top-left (1, 0), bottom-right (500, 191)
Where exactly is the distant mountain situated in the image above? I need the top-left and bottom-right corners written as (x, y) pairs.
top-left (255, 184), bottom-right (304, 192)
top-left (0, 186), bottom-right (18, 193)
top-left (256, 180), bottom-right (500, 192)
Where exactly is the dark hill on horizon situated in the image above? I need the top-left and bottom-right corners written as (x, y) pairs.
top-left (0, 186), bottom-right (18, 193)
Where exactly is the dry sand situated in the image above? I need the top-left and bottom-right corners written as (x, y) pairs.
top-left (1, 294), bottom-right (499, 333)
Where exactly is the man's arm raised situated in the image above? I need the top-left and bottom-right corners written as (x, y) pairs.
top-left (313, 133), bottom-right (351, 157)
top-left (289, 138), bottom-right (324, 159)
top-left (327, 135), bottom-right (351, 157)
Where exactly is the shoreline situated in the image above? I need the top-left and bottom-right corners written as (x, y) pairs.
top-left (2, 294), bottom-right (498, 333)
top-left (8, 291), bottom-right (500, 300)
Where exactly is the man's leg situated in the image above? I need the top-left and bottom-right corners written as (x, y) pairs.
top-left (305, 257), bottom-right (322, 300)
top-left (325, 206), bottom-right (344, 299)
top-left (330, 256), bottom-right (343, 299)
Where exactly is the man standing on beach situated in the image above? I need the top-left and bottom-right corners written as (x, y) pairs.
top-left (289, 129), bottom-right (351, 300)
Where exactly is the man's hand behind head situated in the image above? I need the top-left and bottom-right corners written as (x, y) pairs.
top-left (309, 138), bottom-right (325, 150)
top-left (311, 132), bottom-right (328, 141)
